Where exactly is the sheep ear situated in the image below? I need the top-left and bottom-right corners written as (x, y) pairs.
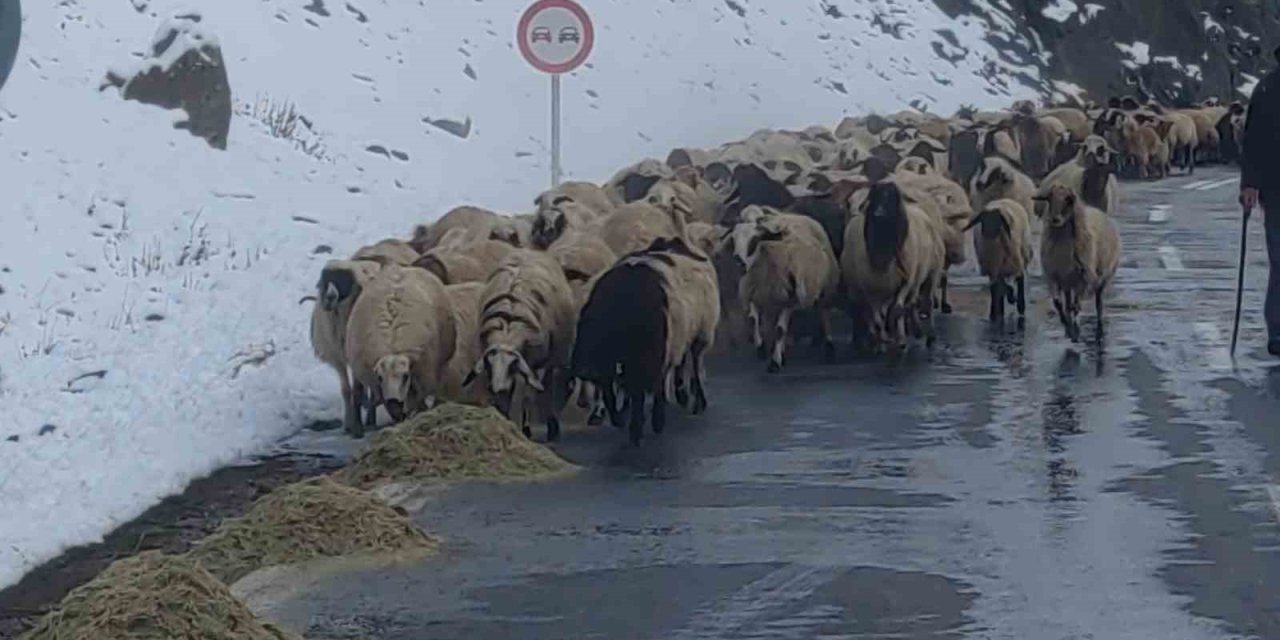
top-left (515, 355), bottom-right (544, 392)
top-left (963, 213), bottom-right (985, 232)
top-left (1031, 194), bottom-right (1049, 203)
top-left (462, 358), bottom-right (484, 388)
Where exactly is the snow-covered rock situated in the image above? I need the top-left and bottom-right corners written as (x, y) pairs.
top-left (104, 12), bottom-right (231, 149)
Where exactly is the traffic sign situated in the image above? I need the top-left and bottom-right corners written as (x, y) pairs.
top-left (518, 0), bottom-right (594, 75)
top-left (0, 0), bottom-right (20, 94)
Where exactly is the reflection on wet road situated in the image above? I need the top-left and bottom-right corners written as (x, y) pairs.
top-left (264, 168), bottom-right (1280, 639)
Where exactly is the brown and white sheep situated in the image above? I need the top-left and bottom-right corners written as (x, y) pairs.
top-left (344, 265), bottom-right (457, 437)
top-left (966, 199), bottom-right (1034, 321)
top-left (1037, 185), bottom-right (1121, 343)
top-left (310, 259), bottom-right (385, 436)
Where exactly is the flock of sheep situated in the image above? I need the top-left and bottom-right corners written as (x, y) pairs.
top-left (307, 94), bottom-right (1249, 445)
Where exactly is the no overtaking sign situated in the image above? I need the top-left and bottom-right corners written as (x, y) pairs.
top-left (518, 0), bottom-right (594, 187)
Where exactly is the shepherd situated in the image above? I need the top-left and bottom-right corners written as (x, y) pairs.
top-left (1239, 46), bottom-right (1280, 357)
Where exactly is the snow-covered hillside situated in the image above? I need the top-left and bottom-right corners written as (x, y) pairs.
top-left (0, 0), bottom-right (1039, 588)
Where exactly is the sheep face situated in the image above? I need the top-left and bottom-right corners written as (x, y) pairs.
top-left (317, 267), bottom-right (358, 312)
top-left (531, 204), bottom-right (569, 250)
top-left (1039, 186), bottom-right (1079, 230)
top-left (897, 157), bottom-right (932, 177)
top-left (621, 173), bottom-right (663, 203)
top-left (1080, 136), bottom-right (1114, 168)
top-left (374, 354), bottom-right (415, 421)
top-left (973, 161), bottom-right (1007, 194)
top-left (645, 181), bottom-right (693, 220)
top-left (862, 183), bottom-right (909, 272)
top-left (467, 346), bottom-right (543, 412)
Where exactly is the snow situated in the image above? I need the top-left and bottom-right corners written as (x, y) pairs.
top-left (1239, 73), bottom-right (1259, 97)
top-left (1200, 12), bottom-right (1224, 37)
top-left (1115, 41), bottom-right (1152, 69)
top-left (1050, 79), bottom-right (1088, 105)
top-left (1041, 0), bottom-right (1078, 24)
top-left (1152, 55), bottom-right (1204, 82)
top-left (0, 0), bottom-right (1040, 588)
top-left (1080, 4), bottom-right (1105, 23)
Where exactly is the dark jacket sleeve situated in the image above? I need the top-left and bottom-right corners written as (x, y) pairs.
top-left (1242, 74), bottom-right (1280, 190)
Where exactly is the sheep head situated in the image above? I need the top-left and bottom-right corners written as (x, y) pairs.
top-left (464, 346), bottom-right (543, 411)
top-left (744, 218), bottom-right (788, 266)
top-left (1036, 185), bottom-right (1080, 229)
top-left (862, 182), bottom-right (909, 273)
top-left (645, 180), bottom-right (694, 221)
top-left (896, 156), bottom-right (933, 177)
top-left (374, 354), bottom-right (415, 421)
top-left (1080, 135), bottom-right (1115, 169)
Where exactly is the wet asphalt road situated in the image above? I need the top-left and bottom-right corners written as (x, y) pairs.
top-left (263, 167), bottom-right (1280, 640)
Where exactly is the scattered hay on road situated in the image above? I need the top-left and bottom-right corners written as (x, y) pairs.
top-left (19, 551), bottom-right (299, 640)
top-left (186, 476), bottom-right (438, 585)
top-left (335, 403), bottom-right (577, 490)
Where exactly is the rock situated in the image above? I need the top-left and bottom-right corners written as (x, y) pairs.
top-left (104, 12), bottom-right (231, 149)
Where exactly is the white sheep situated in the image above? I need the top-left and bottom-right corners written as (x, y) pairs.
top-left (597, 201), bottom-right (683, 257)
top-left (1036, 185), bottom-right (1121, 343)
top-left (412, 238), bottom-right (516, 285)
top-left (465, 250), bottom-right (577, 441)
top-left (1038, 135), bottom-right (1120, 216)
top-left (410, 205), bottom-right (500, 253)
top-left (739, 212), bottom-right (841, 371)
top-left (344, 265), bottom-right (457, 437)
top-left (309, 259), bottom-right (385, 436)
top-left (351, 238), bottom-right (421, 266)
top-left (969, 155), bottom-right (1037, 219)
top-left (438, 282), bottom-right (488, 406)
top-left (966, 198), bottom-right (1033, 321)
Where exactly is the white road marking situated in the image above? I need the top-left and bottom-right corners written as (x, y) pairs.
top-left (667, 564), bottom-right (844, 640)
top-left (1196, 177), bottom-right (1240, 191)
top-left (1193, 321), bottom-right (1234, 371)
top-left (1182, 179), bottom-right (1212, 191)
top-left (1267, 486), bottom-right (1280, 525)
top-left (1158, 245), bottom-right (1184, 271)
top-left (1148, 204), bottom-right (1171, 223)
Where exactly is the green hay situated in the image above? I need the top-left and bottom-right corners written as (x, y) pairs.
top-left (186, 476), bottom-right (438, 585)
top-left (19, 551), bottom-right (300, 640)
top-left (335, 403), bottom-right (577, 490)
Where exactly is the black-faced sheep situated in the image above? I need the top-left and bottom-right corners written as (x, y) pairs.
top-left (310, 259), bottom-right (384, 436)
top-left (571, 237), bottom-right (719, 445)
top-left (465, 250), bottom-right (577, 441)
top-left (969, 154), bottom-right (1036, 218)
top-left (840, 181), bottom-right (947, 349)
top-left (1036, 185), bottom-right (1121, 343)
top-left (604, 159), bottom-right (672, 206)
top-left (344, 265), bottom-right (457, 437)
top-left (966, 199), bottom-right (1033, 321)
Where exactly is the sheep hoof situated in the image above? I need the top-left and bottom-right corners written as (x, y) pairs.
top-left (588, 411), bottom-right (605, 427)
top-left (766, 360), bottom-right (782, 374)
top-left (546, 418), bottom-right (561, 442)
top-left (941, 302), bottom-right (953, 315)
top-left (675, 387), bottom-right (690, 408)
top-left (755, 344), bottom-right (768, 360)
top-left (522, 425), bottom-right (533, 439)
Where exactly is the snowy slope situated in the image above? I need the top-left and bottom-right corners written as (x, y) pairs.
top-left (0, 0), bottom-right (1038, 588)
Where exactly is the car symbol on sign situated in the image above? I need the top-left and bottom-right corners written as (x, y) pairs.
top-left (531, 26), bottom-right (552, 43)
top-left (559, 26), bottom-right (580, 43)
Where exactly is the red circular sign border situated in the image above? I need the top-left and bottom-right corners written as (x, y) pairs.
top-left (518, 0), bottom-right (594, 75)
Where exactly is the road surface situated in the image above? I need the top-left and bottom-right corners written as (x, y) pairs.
top-left (261, 167), bottom-right (1280, 640)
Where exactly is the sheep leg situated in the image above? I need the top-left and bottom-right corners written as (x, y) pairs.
top-left (340, 370), bottom-right (361, 435)
top-left (347, 379), bottom-right (367, 438)
top-left (603, 381), bottom-right (626, 428)
top-left (364, 386), bottom-right (381, 430)
top-left (1095, 284), bottom-right (1106, 338)
top-left (750, 304), bottom-right (766, 359)
top-left (690, 340), bottom-right (710, 415)
top-left (768, 307), bottom-right (794, 373)
top-left (540, 368), bottom-right (562, 442)
top-left (940, 274), bottom-right (953, 315)
top-left (818, 306), bottom-right (837, 363)
top-left (988, 281), bottom-right (1002, 322)
top-left (628, 391), bottom-right (647, 446)
top-left (673, 353), bottom-right (691, 408)
top-left (1016, 276), bottom-right (1027, 317)
top-left (651, 386), bottom-right (667, 435)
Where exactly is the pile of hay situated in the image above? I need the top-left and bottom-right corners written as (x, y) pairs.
top-left (335, 403), bottom-right (577, 489)
top-left (19, 551), bottom-right (299, 640)
top-left (186, 476), bottom-right (438, 584)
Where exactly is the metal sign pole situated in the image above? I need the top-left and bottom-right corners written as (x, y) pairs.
top-left (551, 73), bottom-right (562, 188)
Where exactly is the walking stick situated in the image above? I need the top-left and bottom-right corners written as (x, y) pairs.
top-left (1231, 205), bottom-right (1253, 358)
